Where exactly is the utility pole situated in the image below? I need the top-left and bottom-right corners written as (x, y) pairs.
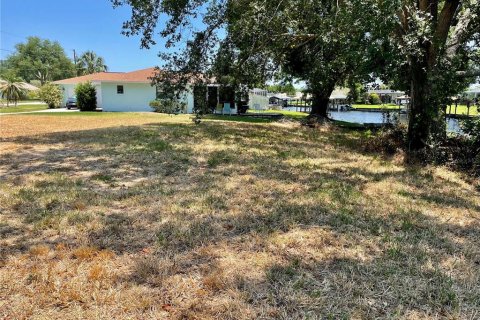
top-left (73, 49), bottom-right (78, 76)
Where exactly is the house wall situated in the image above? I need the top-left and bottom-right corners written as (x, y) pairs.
top-left (60, 82), bottom-right (195, 113)
top-left (186, 87), bottom-right (195, 113)
top-left (60, 82), bottom-right (102, 108)
top-left (101, 82), bottom-right (155, 112)
top-left (249, 90), bottom-right (270, 110)
top-left (60, 84), bottom-right (76, 106)
top-left (101, 82), bottom-right (195, 113)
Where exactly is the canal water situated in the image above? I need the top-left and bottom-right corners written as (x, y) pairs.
top-left (284, 107), bottom-right (462, 133)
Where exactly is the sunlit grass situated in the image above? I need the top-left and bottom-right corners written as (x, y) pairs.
top-left (353, 103), bottom-right (400, 109)
top-left (247, 109), bottom-right (308, 120)
top-left (0, 113), bottom-right (479, 319)
top-left (0, 103), bottom-right (48, 113)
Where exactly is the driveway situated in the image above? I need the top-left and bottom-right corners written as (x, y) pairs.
top-left (0, 107), bottom-right (80, 116)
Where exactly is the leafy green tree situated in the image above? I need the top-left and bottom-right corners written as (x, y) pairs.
top-left (347, 82), bottom-right (367, 104)
top-left (267, 83), bottom-right (296, 96)
top-left (384, 1), bottom-right (480, 156)
top-left (149, 99), bottom-right (186, 114)
top-left (3, 37), bottom-right (75, 84)
top-left (0, 80), bottom-right (26, 107)
top-left (77, 51), bottom-right (108, 75)
top-left (75, 82), bottom-right (97, 111)
top-left (38, 83), bottom-right (63, 109)
top-left (368, 93), bottom-right (382, 105)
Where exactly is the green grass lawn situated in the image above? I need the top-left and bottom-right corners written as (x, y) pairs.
top-left (446, 104), bottom-right (479, 116)
top-left (0, 113), bottom-right (479, 319)
top-left (0, 103), bottom-right (48, 113)
top-left (248, 109), bottom-right (308, 120)
top-left (353, 104), bottom-right (401, 110)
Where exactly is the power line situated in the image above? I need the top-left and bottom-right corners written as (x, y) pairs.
top-left (0, 31), bottom-right (28, 39)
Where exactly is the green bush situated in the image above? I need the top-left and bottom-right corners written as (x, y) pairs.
top-left (75, 82), bottom-right (97, 111)
top-left (38, 83), bottom-right (62, 109)
top-left (149, 99), bottom-right (186, 114)
top-left (27, 90), bottom-right (40, 100)
top-left (365, 124), bottom-right (407, 155)
top-left (457, 118), bottom-right (480, 173)
top-left (368, 93), bottom-right (382, 105)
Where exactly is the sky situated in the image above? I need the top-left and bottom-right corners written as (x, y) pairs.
top-left (0, 0), bottom-right (168, 72)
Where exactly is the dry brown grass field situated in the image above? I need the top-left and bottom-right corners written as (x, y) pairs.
top-left (0, 113), bottom-right (479, 319)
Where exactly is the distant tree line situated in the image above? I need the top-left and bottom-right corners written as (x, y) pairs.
top-left (0, 36), bottom-right (108, 85)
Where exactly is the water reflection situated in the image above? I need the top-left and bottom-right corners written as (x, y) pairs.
top-left (283, 107), bottom-right (463, 133)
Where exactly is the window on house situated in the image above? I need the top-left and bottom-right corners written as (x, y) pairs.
top-left (117, 85), bottom-right (124, 94)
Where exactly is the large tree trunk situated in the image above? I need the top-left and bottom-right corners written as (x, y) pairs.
top-left (398, 0), bottom-right (462, 160)
top-left (310, 94), bottom-right (330, 118)
top-left (407, 61), bottom-right (432, 153)
top-left (407, 58), bottom-right (447, 160)
top-left (309, 85), bottom-right (335, 119)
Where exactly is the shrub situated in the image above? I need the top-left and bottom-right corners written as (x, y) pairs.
top-left (27, 90), bottom-right (40, 100)
top-left (38, 83), bottom-right (62, 109)
top-left (149, 99), bottom-right (186, 114)
top-left (365, 124), bottom-right (407, 155)
top-left (368, 93), bottom-right (382, 105)
top-left (75, 82), bottom-right (97, 111)
top-left (454, 118), bottom-right (480, 174)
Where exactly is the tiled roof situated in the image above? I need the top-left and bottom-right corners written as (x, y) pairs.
top-left (0, 80), bottom-right (39, 91)
top-left (53, 67), bottom-right (157, 84)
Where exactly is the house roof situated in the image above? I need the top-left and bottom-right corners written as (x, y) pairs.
top-left (330, 88), bottom-right (349, 100)
top-left (19, 82), bottom-right (39, 91)
top-left (53, 67), bottom-right (157, 85)
top-left (368, 89), bottom-right (404, 94)
top-left (465, 85), bottom-right (480, 94)
top-left (0, 79), bottom-right (39, 91)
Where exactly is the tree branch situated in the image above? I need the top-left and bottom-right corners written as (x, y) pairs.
top-left (456, 69), bottom-right (480, 77)
top-left (446, 7), bottom-right (476, 57)
top-left (434, 0), bottom-right (461, 47)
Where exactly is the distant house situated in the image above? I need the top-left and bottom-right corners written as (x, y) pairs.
top-left (465, 85), bottom-right (480, 101)
top-left (53, 67), bottom-right (238, 114)
top-left (395, 95), bottom-right (410, 106)
top-left (249, 88), bottom-right (350, 110)
top-left (368, 89), bottom-right (405, 104)
top-left (329, 88), bottom-right (349, 109)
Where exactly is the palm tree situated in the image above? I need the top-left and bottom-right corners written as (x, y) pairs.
top-left (77, 51), bottom-right (108, 75)
top-left (0, 80), bottom-right (26, 107)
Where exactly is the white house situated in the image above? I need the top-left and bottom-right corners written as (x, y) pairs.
top-left (465, 84), bottom-right (480, 100)
top-left (368, 89), bottom-right (405, 103)
top-left (54, 67), bottom-right (239, 114)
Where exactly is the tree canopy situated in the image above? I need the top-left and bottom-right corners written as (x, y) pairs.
top-left (77, 51), bottom-right (108, 75)
top-left (387, 0), bottom-right (480, 154)
top-left (1, 37), bottom-right (75, 84)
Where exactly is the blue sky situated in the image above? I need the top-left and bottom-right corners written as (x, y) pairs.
top-left (1, 0), bottom-right (168, 71)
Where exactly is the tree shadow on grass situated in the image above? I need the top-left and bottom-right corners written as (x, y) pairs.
top-left (124, 196), bottom-right (479, 318)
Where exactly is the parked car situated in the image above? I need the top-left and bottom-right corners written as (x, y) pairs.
top-left (66, 97), bottom-right (77, 109)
